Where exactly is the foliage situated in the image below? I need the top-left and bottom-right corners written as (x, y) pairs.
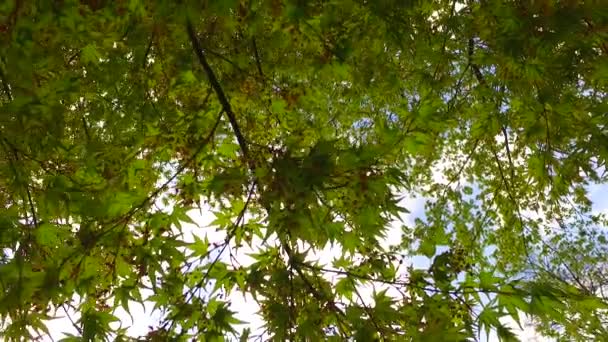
top-left (0, 0), bottom-right (607, 341)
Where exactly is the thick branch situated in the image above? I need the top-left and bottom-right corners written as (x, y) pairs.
top-left (187, 20), bottom-right (343, 328)
top-left (186, 20), bottom-right (251, 165)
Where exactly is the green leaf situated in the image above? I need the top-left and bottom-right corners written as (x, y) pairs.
top-left (189, 234), bottom-right (209, 257)
top-left (335, 277), bottom-right (356, 300)
top-left (115, 256), bottom-right (131, 277)
top-left (418, 239), bottom-right (436, 258)
top-left (1, 2), bottom-right (607, 341)
top-left (81, 44), bottom-right (101, 65)
top-left (35, 223), bottom-right (61, 247)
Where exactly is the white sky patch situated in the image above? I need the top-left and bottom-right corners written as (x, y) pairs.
top-left (43, 148), bottom-right (607, 341)
top-left (43, 189), bottom-right (591, 342)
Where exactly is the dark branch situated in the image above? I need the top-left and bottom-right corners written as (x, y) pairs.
top-left (468, 38), bottom-right (485, 87)
top-left (0, 66), bottom-right (13, 101)
top-left (82, 116), bottom-right (91, 141)
top-left (142, 32), bottom-right (155, 69)
top-left (164, 183), bottom-right (256, 332)
top-left (58, 110), bottom-right (224, 271)
top-left (1, 121), bottom-right (40, 231)
top-left (252, 37), bottom-right (265, 82)
top-left (351, 278), bottom-right (388, 338)
top-left (186, 20), bottom-right (251, 167)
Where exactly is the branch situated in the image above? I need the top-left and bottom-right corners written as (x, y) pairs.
top-left (0, 65), bottom-right (13, 101)
top-left (186, 20), bottom-right (252, 167)
top-left (351, 278), bottom-right (388, 339)
top-left (1, 139), bottom-right (38, 229)
top-left (58, 110), bottom-right (224, 271)
top-left (142, 32), bottom-right (155, 69)
top-left (61, 303), bottom-right (83, 334)
top-left (431, 0), bottom-right (457, 81)
top-left (490, 146), bottom-right (531, 262)
top-left (441, 138), bottom-right (479, 199)
top-left (281, 241), bottom-right (349, 339)
top-left (252, 37), bottom-right (265, 82)
top-left (0, 66), bottom-right (40, 232)
top-left (296, 260), bottom-right (413, 288)
top-left (537, 224), bottom-right (592, 295)
top-left (81, 116), bottom-right (91, 141)
top-left (163, 183), bottom-right (256, 332)
top-left (206, 48), bottom-right (245, 72)
top-left (284, 243), bottom-right (345, 317)
top-left (288, 260), bottom-right (296, 341)
top-left (583, 18), bottom-right (608, 55)
top-left (468, 38), bottom-right (485, 87)
top-left (469, 38), bottom-right (531, 265)
top-left (195, 184), bottom-right (254, 291)
top-left (24, 177), bottom-right (38, 228)
top-left (296, 261), bottom-right (581, 301)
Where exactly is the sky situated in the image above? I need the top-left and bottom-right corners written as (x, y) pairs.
top-left (37, 2), bottom-right (607, 339)
top-left (38, 123), bottom-right (608, 341)
top-left (40, 179), bottom-right (608, 341)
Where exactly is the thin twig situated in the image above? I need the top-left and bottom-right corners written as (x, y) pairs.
top-left (142, 33), bottom-right (155, 69)
top-left (288, 262), bottom-right (295, 341)
top-left (468, 39), bottom-right (485, 87)
top-left (81, 117), bottom-right (91, 141)
top-left (61, 303), bottom-right (83, 334)
top-left (351, 278), bottom-right (388, 339)
top-left (0, 139), bottom-right (38, 230)
top-left (469, 38), bottom-right (531, 264)
top-left (490, 146), bottom-right (530, 260)
top-left (57, 110), bottom-right (224, 272)
top-left (194, 184), bottom-right (254, 293)
top-left (0, 65), bottom-right (13, 101)
top-left (164, 184), bottom-right (255, 332)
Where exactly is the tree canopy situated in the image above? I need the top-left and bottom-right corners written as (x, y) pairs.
top-left (1, 0), bottom-right (607, 341)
